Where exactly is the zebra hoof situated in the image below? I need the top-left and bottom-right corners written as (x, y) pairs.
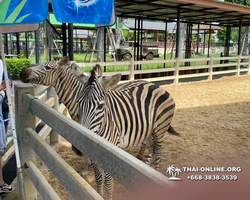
top-left (136, 155), bottom-right (143, 161)
top-left (81, 171), bottom-right (90, 176)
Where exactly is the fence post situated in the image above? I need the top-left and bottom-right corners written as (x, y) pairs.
top-left (129, 59), bottom-right (135, 81)
top-left (208, 56), bottom-right (213, 80)
top-left (174, 58), bottom-right (179, 84)
top-left (236, 55), bottom-right (241, 76)
top-left (47, 87), bottom-right (60, 144)
top-left (15, 83), bottom-right (37, 200)
top-left (248, 55), bottom-right (250, 75)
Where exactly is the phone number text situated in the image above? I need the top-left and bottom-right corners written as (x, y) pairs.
top-left (187, 175), bottom-right (238, 181)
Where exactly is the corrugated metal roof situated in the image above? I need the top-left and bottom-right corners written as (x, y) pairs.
top-left (116, 0), bottom-right (250, 26)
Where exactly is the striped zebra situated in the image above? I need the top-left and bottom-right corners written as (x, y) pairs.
top-left (19, 57), bottom-right (149, 158)
top-left (75, 67), bottom-right (180, 199)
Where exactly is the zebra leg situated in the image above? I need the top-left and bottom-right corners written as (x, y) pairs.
top-left (82, 156), bottom-right (91, 175)
top-left (151, 131), bottom-right (164, 171)
top-left (105, 173), bottom-right (114, 200)
top-left (136, 142), bottom-right (147, 160)
top-left (144, 137), bottom-right (155, 166)
top-left (91, 162), bottom-right (105, 197)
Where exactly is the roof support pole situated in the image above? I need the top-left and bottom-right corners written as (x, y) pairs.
top-left (203, 32), bottom-right (206, 55)
top-left (238, 18), bottom-right (242, 55)
top-left (164, 22), bottom-right (168, 68)
top-left (207, 23), bottom-right (212, 58)
top-left (185, 23), bottom-right (192, 66)
top-left (175, 8), bottom-right (180, 58)
top-left (4, 34), bottom-right (8, 55)
top-left (80, 39), bottom-right (83, 52)
top-left (134, 18), bottom-right (137, 62)
top-left (62, 23), bottom-right (67, 56)
top-left (104, 27), bottom-right (106, 72)
top-left (16, 33), bottom-right (20, 56)
top-left (35, 29), bottom-right (40, 64)
top-left (197, 24), bottom-right (200, 55)
top-left (136, 17), bottom-right (140, 69)
top-left (225, 25), bottom-right (231, 57)
top-left (140, 18), bottom-right (143, 70)
top-left (68, 23), bottom-right (74, 61)
top-left (10, 34), bottom-right (13, 54)
top-left (25, 32), bottom-right (28, 59)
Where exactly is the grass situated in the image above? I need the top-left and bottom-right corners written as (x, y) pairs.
top-left (29, 53), bottom-right (239, 73)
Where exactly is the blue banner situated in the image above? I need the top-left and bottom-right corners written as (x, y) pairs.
top-left (52, 0), bottom-right (116, 25)
top-left (0, 0), bottom-right (48, 25)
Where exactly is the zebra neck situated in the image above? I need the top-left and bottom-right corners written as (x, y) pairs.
top-left (54, 69), bottom-right (83, 121)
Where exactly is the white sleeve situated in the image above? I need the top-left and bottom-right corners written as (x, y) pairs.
top-left (0, 60), bottom-right (3, 83)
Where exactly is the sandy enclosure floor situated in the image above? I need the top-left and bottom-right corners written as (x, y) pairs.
top-left (39, 75), bottom-right (250, 199)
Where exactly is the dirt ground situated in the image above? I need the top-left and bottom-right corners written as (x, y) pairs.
top-left (37, 75), bottom-right (250, 200)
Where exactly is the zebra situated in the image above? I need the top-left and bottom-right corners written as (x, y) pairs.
top-left (75, 66), bottom-right (180, 199)
top-left (70, 61), bottom-right (156, 160)
top-left (19, 56), bottom-right (149, 158)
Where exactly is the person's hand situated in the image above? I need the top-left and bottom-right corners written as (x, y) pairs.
top-left (0, 80), bottom-right (6, 90)
top-left (0, 79), bottom-right (12, 91)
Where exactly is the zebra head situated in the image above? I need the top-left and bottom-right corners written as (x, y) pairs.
top-left (20, 56), bottom-right (71, 85)
top-left (77, 67), bottom-right (121, 130)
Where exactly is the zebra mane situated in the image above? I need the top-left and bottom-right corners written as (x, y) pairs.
top-left (88, 66), bottom-right (97, 85)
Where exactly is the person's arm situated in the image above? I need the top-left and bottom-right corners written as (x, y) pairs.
top-left (0, 79), bottom-right (11, 91)
top-left (0, 80), bottom-right (6, 91)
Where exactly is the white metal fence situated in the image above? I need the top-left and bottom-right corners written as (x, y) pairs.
top-left (77, 55), bottom-right (250, 83)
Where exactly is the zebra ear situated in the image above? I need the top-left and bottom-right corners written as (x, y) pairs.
top-left (70, 62), bottom-right (89, 84)
top-left (58, 56), bottom-right (69, 66)
top-left (94, 64), bottom-right (103, 76)
top-left (101, 73), bottom-right (122, 90)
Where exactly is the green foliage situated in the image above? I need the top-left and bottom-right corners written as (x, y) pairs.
top-left (192, 34), bottom-right (215, 43)
top-left (18, 54), bottom-right (27, 59)
top-left (123, 30), bottom-right (134, 40)
top-left (217, 27), bottom-right (227, 42)
top-left (217, 27), bottom-right (239, 43)
top-left (5, 59), bottom-right (31, 80)
top-left (225, 0), bottom-right (250, 6)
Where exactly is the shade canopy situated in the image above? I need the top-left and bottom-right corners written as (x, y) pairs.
top-left (115, 0), bottom-right (250, 26)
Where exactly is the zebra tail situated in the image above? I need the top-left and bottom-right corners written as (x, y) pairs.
top-left (168, 126), bottom-right (180, 136)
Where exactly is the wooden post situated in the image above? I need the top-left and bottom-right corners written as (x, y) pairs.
top-left (237, 55), bottom-right (241, 76)
top-left (47, 87), bottom-right (60, 144)
top-left (208, 56), bottom-right (213, 80)
top-left (174, 58), bottom-right (179, 84)
top-left (15, 83), bottom-right (37, 200)
top-left (129, 59), bottom-right (135, 81)
top-left (248, 55), bottom-right (250, 75)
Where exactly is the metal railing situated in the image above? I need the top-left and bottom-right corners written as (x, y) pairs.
top-left (77, 55), bottom-right (250, 82)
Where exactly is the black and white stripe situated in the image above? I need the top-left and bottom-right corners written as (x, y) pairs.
top-left (76, 68), bottom-right (179, 199)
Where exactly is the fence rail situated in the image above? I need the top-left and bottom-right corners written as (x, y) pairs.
top-left (76, 55), bottom-right (250, 82)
